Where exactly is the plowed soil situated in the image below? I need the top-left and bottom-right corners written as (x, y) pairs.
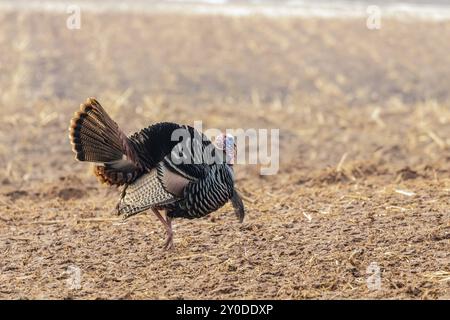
top-left (0, 11), bottom-right (449, 299)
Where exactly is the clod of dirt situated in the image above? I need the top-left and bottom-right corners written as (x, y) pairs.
top-left (405, 286), bottom-right (422, 297)
top-left (57, 188), bottom-right (86, 201)
top-left (5, 190), bottom-right (28, 201)
top-left (59, 175), bottom-right (84, 185)
top-left (396, 167), bottom-right (419, 181)
top-left (315, 169), bottom-right (351, 184)
top-left (296, 177), bottom-right (311, 185)
top-left (311, 161), bottom-right (385, 185)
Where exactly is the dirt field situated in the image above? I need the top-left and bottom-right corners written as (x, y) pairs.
top-left (0, 11), bottom-right (449, 299)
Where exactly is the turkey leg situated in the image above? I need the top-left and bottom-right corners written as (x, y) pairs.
top-left (151, 208), bottom-right (174, 250)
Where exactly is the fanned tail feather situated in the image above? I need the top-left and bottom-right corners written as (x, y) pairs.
top-left (69, 98), bottom-right (141, 186)
top-left (69, 98), bottom-right (126, 163)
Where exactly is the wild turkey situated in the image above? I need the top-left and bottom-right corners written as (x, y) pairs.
top-left (69, 98), bottom-right (245, 249)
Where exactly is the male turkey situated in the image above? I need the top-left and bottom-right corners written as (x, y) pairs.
top-left (69, 98), bottom-right (245, 249)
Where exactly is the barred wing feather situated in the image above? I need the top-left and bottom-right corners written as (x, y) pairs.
top-left (118, 164), bottom-right (189, 218)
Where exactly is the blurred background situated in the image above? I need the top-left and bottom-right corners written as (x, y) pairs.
top-left (0, 0), bottom-right (449, 299)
